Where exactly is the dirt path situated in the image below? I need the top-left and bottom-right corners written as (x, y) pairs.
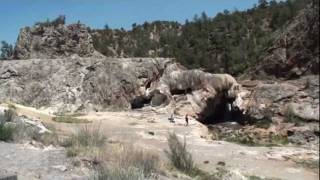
top-left (0, 104), bottom-right (319, 180)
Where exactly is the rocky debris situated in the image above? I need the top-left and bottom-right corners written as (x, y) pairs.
top-left (247, 4), bottom-right (319, 80)
top-left (13, 22), bottom-right (99, 59)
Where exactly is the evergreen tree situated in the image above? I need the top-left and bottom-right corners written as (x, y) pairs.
top-left (0, 41), bottom-right (13, 60)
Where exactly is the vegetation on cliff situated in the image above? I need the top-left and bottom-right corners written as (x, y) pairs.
top-left (91, 0), bottom-right (318, 75)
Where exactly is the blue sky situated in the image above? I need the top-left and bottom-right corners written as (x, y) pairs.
top-left (0, 0), bottom-right (259, 44)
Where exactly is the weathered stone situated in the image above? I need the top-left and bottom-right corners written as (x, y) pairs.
top-left (243, 82), bottom-right (299, 120)
top-left (0, 56), bottom-right (241, 124)
top-left (289, 103), bottom-right (319, 121)
top-left (13, 23), bottom-right (99, 59)
top-left (0, 57), bottom-right (171, 113)
top-left (150, 63), bottom-right (241, 122)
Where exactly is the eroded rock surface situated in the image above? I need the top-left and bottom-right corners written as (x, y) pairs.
top-left (13, 23), bottom-right (98, 59)
top-left (238, 75), bottom-right (319, 146)
top-left (0, 57), bottom-right (173, 113)
top-left (0, 57), bottom-right (241, 124)
top-left (147, 63), bottom-right (241, 122)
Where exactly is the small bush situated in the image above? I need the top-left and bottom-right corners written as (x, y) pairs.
top-left (286, 106), bottom-right (304, 126)
top-left (0, 126), bottom-right (15, 141)
top-left (165, 132), bottom-right (195, 175)
top-left (0, 105), bottom-right (17, 122)
top-left (62, 125), bottom-right (106, 157)
top-left (226, 132), bottom-right (288, 147)
top-left (0, 106), bottom-right (17, 142)
top-left (226, 134), bottom-right (256, 146)
top-left (0, 123), bottom-right (15, 141)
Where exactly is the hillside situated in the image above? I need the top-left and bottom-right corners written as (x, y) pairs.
top-left (0, 1), bottom-right (319, 180)
top-left (91, 0), bottom-right (318, 75)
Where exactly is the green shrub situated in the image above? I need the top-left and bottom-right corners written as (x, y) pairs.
top-left (226, 132), bottom-right (288, 147)
top-left (0, 123), bottom-right (15, 141)
top-left (0, 105), bottom-right (17, 122)
top-left (286, 106), bottom-right (304, 126)
top-left (0, 106), bottom-right (17, 141)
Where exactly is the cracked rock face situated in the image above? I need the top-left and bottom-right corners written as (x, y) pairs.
top-left (13, 23), bottom-right (97, 59)
top-left (0, 57), bottom-right (171, 113)
top-left (0, 57), bottom-right (241, 124)
top-left (145, 63), bottom-right (241, 122)
top-left (242, 76), bottom-right (319, 122)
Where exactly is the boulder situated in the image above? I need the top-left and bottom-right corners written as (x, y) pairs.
top-left (289, 103), bottom-right (319, 122)
top-left (151, 63), bottom-right (241, 122)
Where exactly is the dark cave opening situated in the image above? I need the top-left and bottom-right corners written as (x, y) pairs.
top-left (130, 96), bottom-right (151, 109)
top-left (170, 88), bottom-right (192, 95)
top-left (130, 90), bottom-right (169, 109)
top-left (199, 92), bottom-right (246, 125)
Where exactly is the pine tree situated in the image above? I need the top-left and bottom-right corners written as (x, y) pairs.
top-left (0, 41), bottom-right (13, 60)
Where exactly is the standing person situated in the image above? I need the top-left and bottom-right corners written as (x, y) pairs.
top-left (168, 113), bottom-right (175, 123)
top-left (185, 114), bottom-right (189, 126)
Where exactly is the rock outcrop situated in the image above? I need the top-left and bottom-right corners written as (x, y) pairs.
top-left (238, 75), bottom-right (319, 145)
top-left (147, 63), bottom-right (241, 122)
top-left (0, 56), bottom-right (241, 124)
top-left (13, 23), bottom-right (97, 59)
top-left (247, 4), bottom-right (319, 80)
top-left (0, 57), bottom-right (171, 113)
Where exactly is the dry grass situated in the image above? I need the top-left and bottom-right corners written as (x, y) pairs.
top-left (94, 143), bottom-right (161, 180)
top-left (165, 132), bottom-right (213, 178)
top-left (165, 132), bottom-right (195, 174)
top-left (53, 115), bottom-right (90, 124)
top-left (61, 125), bottom-right (106, 157)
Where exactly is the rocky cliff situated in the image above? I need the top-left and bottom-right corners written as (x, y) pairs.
top-left (0, 56), bottom-right (241, 124)
top-left (13, 23), bottom-right (98, 59)
top-left (0, 57), bottom-right (169, 113)
top-left (247, 4), bottom-right (319, 80)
